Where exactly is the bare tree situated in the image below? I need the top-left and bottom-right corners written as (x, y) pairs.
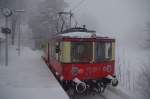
top-left (28, 0), bottom-right (67, 49)
top-left (143, 22), bottom-right (150, 49)
top-left (11, 14), bottom-right (17, 45)
top-left (0, 0), bottom-right (28, 45)
top-left (0, 0), bottom-right (27, 9)
top-left (138, 64), bottom-right (150, 98)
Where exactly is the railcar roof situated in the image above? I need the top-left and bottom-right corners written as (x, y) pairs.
top-left (55, 32), bottom-right (115, 42)
top-left (58, 32), bottom-right (113, 39)
top-left (59, 32), bottom-right (108, 38)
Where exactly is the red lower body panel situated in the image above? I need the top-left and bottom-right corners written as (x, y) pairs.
top-left (46, 56), bottom-right (115, 81)
top-left (62, 61), bottom-right (115, 80)
top-left (49, 58), bottom-right (63, 76)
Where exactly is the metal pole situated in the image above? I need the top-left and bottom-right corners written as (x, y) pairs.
top-left (15, 10), bottom-right (25, 56)
top-left (18, 15), bottom-right (21, 56)
top-left (0, 39), bottom-right (2, 64)
top-left (69, 12), bottom-right (72, 28)
top-left (2, 8), bottom-right (13, 66)
top-left (5, 17), bottom-right (8, 66)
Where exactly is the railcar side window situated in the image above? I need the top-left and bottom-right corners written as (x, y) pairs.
top-left (95, 42), bottom-right (112, 61)
top-left (55, 45), bottom-right (60, 53)
top-left (71, 42), bottom-right (92, 63)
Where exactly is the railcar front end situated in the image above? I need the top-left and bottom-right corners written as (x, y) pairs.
top-left (44, 35), bottom-right (118, 94)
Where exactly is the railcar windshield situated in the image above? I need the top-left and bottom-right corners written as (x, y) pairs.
top-left (62, 41), bottom-right (113, 63)
top-left (71, 42), bottom-right (93, 63)
top-left (95, 42), bottom-right (112, 61)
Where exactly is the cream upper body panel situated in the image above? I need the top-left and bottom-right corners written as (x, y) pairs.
top-left (60, 42), bottom-right (71, 63)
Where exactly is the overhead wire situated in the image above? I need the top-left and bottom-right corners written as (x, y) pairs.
top-left (69, 0), bottom-right (88, 27)
top-left (52, 0), bottom-right (87, 32)
top-left (71, 0), bottom-right (86, 12)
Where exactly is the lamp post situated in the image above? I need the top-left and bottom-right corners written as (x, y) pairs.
top-left (2, 8), bottom-right (12, 66)
top-left (15, 10), bottom-right (25, 56)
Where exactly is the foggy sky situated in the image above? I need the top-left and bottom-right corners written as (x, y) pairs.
top-left (65, 0), bottom-right (150, 49)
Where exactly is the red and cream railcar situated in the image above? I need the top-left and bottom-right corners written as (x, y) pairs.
top-left (43, 29), bottom-right (118, 94)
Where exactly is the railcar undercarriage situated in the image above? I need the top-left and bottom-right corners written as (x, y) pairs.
top-left (61, 77), bottom-right (118, 96)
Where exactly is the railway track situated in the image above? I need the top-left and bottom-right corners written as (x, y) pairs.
top-left (68, 86), bottom-right (133, 99)
top-left (72, 93), bottom-right (107, 99)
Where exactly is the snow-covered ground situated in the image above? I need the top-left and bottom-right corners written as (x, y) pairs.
top-left (74, 85), bottom-right (143, 99)
top-left (0, 45), bottom-right (149, 99)
top-left (0, 46), bottom-right (69, 99)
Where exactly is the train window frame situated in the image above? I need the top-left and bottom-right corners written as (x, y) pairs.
top-left (55, 43), bottom-right (60, 53)
top-left (95, 42), bottom-right (112, 62)
top-left (70, 42), bottom-right (93, 63)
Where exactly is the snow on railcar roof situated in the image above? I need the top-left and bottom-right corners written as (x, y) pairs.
top-left (59, 32), bottom-right (108, 38)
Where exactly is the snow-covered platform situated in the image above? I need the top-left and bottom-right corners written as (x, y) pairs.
top-left (0, 46), bottom-right (69, 99)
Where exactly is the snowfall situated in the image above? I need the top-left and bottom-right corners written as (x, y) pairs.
top-left (0, 45), bottom-right (149, 99)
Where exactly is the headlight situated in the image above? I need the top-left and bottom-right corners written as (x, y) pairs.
top-left (72, 66), bottom-right (80, 76)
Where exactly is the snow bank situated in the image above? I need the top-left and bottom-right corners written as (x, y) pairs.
top-left (0, 46), bottom-right (69, 99)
